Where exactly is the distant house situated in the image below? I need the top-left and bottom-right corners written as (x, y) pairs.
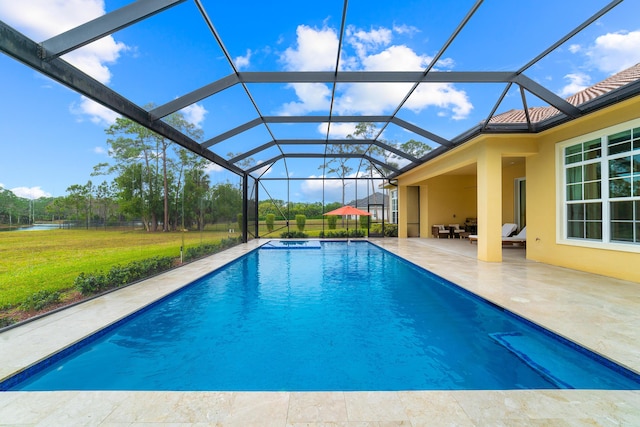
top-left (346, 192), bottom-right (388, 221)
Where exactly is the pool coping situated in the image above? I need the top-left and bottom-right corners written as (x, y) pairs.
top-left (1, 238), bottom-right (639, 425)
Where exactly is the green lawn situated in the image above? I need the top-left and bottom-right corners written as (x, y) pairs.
top-left (0, 218), bottom-right (368, 315)
top-left (0, 228), bottom-right (236, 309)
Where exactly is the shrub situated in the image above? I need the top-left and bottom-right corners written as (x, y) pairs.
top-left (318, 229), bottom-right (365, 238)
top-left (265, 214), bottom-right (275, 233)
top-left (237, 213), bottom-right (244, 234)
top-left (327, 215), bottom-right (337, 230)
top-left (184, 237), bottom-right (240, 261)
top-left (384, 223), bottom-right (398, 237)
top-left (75, 256), bottom-right (174, 295)
top-left (280, 231), bottom-right (307, 238)
top-left (74, 272), bottom-right (109, 295)
top-left (369, 223), bottom-right (398, 237)
top-left (0, 316), bottom-right (16, 328)
top-left (360, 215), bottom-right (369, 229)
top-left (19, 289), bottom-right (61, 312)
top-left (295, 214), bottom-right (306, 232)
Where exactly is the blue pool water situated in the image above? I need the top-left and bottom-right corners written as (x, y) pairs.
top-left (3, 241), bottom-right (639, 391)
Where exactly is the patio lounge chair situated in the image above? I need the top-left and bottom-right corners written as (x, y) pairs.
top-left (468, 223), bottom-right (517, 244)
top-left (449, 223), bottom-right (465, 238)
top-left (431, 224), bottom-right (450, 238)
top-left (502, 226), bottom-right (527, 247)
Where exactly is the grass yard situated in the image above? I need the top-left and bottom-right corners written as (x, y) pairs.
top-left (0, 218), bottom-right (373, 326)
top-left (0, 228), bottom-right (238, 310)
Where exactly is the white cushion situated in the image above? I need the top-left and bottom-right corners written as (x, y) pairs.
top-left (501, 223), bottom-right (517, 237)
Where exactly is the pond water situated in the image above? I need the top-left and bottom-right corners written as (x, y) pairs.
top-left (11, 224), bottom-right (60, 232)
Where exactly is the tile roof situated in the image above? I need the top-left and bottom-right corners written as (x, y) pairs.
top-left (348, 192), bottom-right (387, 207)
top-left (489, 63), bottom-right (640, 124)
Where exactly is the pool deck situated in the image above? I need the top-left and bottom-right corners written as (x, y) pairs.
top-left (1, 238), bottom-right (639, 425)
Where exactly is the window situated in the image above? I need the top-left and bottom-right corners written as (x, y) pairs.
top-left (560, 121), bottom-right (640, 247)
top-left (390, 189), bottom-right (398, 224)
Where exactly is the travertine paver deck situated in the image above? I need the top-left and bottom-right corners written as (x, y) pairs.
top-left (0, 238), bottom-right (638, 425)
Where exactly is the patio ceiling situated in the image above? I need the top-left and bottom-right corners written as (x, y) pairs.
top-left (1, 0), bottom-right (639, 181)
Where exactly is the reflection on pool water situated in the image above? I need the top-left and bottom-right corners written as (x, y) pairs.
top-left (261, 240), bottom-right (321, 249)
top-left (3, 241), bottom-right (639, 391)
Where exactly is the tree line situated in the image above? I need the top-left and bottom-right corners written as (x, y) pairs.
top-left (0, 117), bottom-right (431, 230)
top-left (1, 112), bottom-right (243, 231)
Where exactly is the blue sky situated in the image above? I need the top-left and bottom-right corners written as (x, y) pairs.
top-left (1, 0), bottom-right (640, 203)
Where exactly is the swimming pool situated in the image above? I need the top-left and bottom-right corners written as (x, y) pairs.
top-left (2, 241), bottom-right (639, 391)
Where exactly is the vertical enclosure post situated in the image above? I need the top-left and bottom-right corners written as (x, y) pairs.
top-left (242, 173), bottom-right (248, 243)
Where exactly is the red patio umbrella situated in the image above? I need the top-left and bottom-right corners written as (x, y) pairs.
top-left (323, 205), bottom-right (371, 231)
top-left (323, 205), bottom-right (372, 217)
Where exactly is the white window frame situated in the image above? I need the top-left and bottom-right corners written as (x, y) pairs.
top-left (390, 189), bottom-right (398, 224)
top-left (556, 117), bottom-right (640, 253)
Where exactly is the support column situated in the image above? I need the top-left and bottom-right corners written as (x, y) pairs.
top-left (242, 173), bottom-right (248, 243)
top-left (253, 179), bottom-right (259, 238)
top-left (477, 146), bottom-right (502, 262)
top-left (398, 185), bottom-right (408, 238)
top-left (419, 184), bottom-right (430, 238)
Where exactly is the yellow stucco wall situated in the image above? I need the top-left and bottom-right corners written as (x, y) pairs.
top-left (423, 175), bottom-right (477, 230)
top-left (396, 95), bottom-right (640, 282)
top-left (502, 162), bottom-right (526, 225)
top-left (526, 97), bottom-right (640, 282)
top-left (406, 186), bottom-right (420, 237)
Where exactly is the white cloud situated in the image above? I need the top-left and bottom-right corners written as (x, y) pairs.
top-left (235, 49), bottom-right (252, 69)
top-left (584, 30), bottom-right (640, 74)
top-left (278, 25), bottom-right (472, 120)
top-left (361, 44), bottom-right (428, 70)
top-left (279, 83), bottom-right (332, 115)
top-left (11, 186), bottom-right (51, 199)
top-left (338, 45), bottom-right (471, 119)
top-left (568, 44), bottom-right (581, 54)
top-left (299, 172), bottom-right (377, 203)
top-left (317, 122), bottom-right (358, 138)
top-left (436, 57), bottom-right (455, 69)
top-left (559, 72), bottom-right (592, 97)
top-left (180, 103), bottom-right (208, 128)
top-left (70, 96), bottom-right (120, 125)
top-left (0, 0), bottom-right (128, 122)
top-left (408, 83), bottom-right (473, 120)
top-left (205, 163), bottom-right (225, 174)
top-left (300, 175), bottom-right (345, 202)
top-left (94, 146), bottom-right (107, 154)
top-left (249, 160), bottom-right (273, 177)
top-left (63, 36), bottom-right (127, 84)
top-left (0, 0), bottom-right (127, 84)
top-left (281, 25), bottom-right (339, 71)
top-left (346, 25), bottom-right (392, 58)
top-left (393, 24), bottom-right (420, 36)
top-left (0, 0), bottom-right (103, 40)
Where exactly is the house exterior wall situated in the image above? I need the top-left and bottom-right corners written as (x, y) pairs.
top-left (527, 96), bottom-right (640, 282)
top-left (395, 95), bottom-right (640, 281)
top-left (502, 162), bottom-right (526, 225)
top-left (422, 175), bottom-right (477, 231)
